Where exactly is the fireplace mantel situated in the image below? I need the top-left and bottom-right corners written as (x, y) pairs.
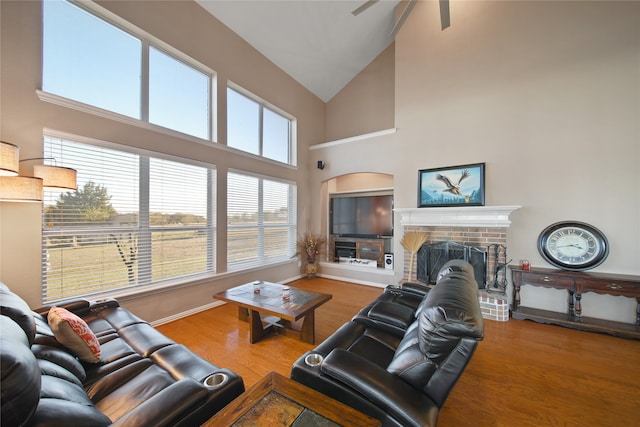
top-left (395, 206), bottom-right (521, 228)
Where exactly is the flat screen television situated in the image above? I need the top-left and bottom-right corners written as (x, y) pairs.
top-left (330, 194), bottom-right (393, 238)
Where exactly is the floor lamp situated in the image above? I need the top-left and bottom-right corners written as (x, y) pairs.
top-left (0, 140), bottom-right (76, 202)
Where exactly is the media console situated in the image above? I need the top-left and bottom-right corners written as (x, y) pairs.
top-left (510, 266), bottom-right (640, 340)
top-left (332, 237), bottom-right (390, 268)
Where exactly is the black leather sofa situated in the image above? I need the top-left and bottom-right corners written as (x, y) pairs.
top-left (291, 260), bottom-right (484, 427)
top-left (0, 282), bottom-right (244, 426)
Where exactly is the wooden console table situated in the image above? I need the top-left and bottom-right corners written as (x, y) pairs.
top-left (510, 266), bottom-right (640, 339)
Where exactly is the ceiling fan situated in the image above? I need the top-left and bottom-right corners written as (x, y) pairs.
top-left (352, 0), bottom-right (450, 37)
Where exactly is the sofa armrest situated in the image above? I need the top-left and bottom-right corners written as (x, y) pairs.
top-left (34, 299), bottom-right (91, 317)
top-left (35, 298), bottom-right (120, 317)
top-left (89, 298), bottom-right (120, 312)
top-left (321, 348), bottom-right (439, 427)
top-left (110, 378), bottom-right (208, 427)
top-left (368, 301), bottom-right (415, 329)
top-left (399, 282), bottom-right (432, 296)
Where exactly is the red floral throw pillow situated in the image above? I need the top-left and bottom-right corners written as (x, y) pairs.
top-left (48, 306), bottom-right (101, 363)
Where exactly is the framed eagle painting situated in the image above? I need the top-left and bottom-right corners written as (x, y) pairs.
top-left (418, 163), bottom-right (485, 208)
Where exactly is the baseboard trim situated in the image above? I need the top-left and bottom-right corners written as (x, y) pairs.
top-left (150, 300), bottom-right (225, 327)
top-left (148, 275), bottom-right (385, 327)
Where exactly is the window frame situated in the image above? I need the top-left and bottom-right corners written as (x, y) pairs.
top-left (41, 0), bottom-right (217, 142)
top-left (41, 131), bottom-right (217, 303)
top-left (227, 83), bottom-right (297, 166)
top-left (226, 169), bottom-right (297, 272)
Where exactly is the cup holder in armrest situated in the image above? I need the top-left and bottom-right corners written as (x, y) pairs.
top-left (304, 353), bottom-right (323, 367)
top-left (203, 372), bottom-right (228, 389)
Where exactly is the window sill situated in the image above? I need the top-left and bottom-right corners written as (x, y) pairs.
top-left (37, 90), bottom-right (216, 146)
top-left (38, 90), bottom-right (299, 170)
top-left (68, 259), bottom-right (298, 305)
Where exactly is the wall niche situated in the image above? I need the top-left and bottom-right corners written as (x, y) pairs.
top-left (321, 172), bottom-right (394, 265)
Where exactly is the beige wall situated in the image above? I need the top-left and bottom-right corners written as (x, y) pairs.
top-left (330, 173), bottom-right (394, 194)
top-left (318, 0), bottom-right (640, 323)
top-left (2, 0), bottom-right (638, 325)
top-left (325, 44), bottom-right (395, 142)
top-left (0, 0), bottom-right (325, 321)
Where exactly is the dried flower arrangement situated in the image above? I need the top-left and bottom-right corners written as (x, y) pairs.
top-left (294, 233), bottom-right (326, 264)
top-left (293, 233), bottom-right (327, 278)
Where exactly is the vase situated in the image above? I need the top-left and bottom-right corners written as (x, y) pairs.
top-left (305, 261), bottom-right (318, 278)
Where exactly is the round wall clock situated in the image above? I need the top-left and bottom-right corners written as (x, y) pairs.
top-left (537, 221), bottom-right (609, 271)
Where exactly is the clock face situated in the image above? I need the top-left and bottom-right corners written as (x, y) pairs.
top-left (537, 221), bottom-right (609, 271)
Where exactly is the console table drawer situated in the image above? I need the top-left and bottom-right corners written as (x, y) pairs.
top-left (577, 278), bottom-right (640, 297)
top-left (521, 272), bottom-right (574, 288)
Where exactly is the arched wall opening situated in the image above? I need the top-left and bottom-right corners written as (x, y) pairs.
top-left (320, 172), bottom-right (394, 267)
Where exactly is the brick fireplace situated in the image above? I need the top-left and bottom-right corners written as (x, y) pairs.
top-left (395, 206), bottom-right (521, 321)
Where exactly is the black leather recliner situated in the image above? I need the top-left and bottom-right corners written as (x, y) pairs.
top-left (351, 281), bottom-right (429, 336)
top-left (0, 282), bottom-right (245, 426)
top-left (352, 260), bottom-right (475, 336)
top-left (291, 260), bottom-right (484, 427)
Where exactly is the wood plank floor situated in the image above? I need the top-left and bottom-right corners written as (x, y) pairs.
top-left (156, 277), bottom-right (640, 427)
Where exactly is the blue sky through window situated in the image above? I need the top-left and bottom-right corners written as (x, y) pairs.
top-left (149, 47), bottom-right (210, 139)
top-left (43, 0), bottom-right (141, 118)
top-left (227, 88), bottom-right (260, 155)
top-left (263, 108), bottom-right (290, 163)
top-left (227, 87), bottom-right (291, 164)
top-left (43, 0), bottom-right (212, 141)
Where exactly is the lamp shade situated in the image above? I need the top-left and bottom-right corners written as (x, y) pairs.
top-left (0, 141), bottom-right (20, 176)
top-left (33, 165), bottom-right (77, 191)
top-left (0, 176), bottom-right (43, 202)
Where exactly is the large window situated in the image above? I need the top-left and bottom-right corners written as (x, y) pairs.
top-left (42, 136), bottom-right (215, 303)
top-left (43, 0), bottom-right (213, 140)
top-left (227, 171), bottom-right (297, 270)
top-left (227, 86), bottom-right (294, 165)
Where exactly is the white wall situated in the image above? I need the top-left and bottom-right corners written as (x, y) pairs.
top-left (315, 0), bottom-right (640, 323)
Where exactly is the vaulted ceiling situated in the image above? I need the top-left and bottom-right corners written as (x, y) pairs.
top-left (196, 1), bottom-right (400, 102)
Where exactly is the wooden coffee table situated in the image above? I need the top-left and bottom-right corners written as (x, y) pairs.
top-left (206, 371), bottom-right (380, 426)
top-left (214, 281), bottom-right (332, 344)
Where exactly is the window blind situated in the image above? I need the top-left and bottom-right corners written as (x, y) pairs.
top-left (227, 170), bottom-right (296, 271)
top-left (42, 136), bottom-right (215, 303)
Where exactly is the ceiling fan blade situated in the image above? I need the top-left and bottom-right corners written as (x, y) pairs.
top-left (352, 0), bottom-right (379, 16)
top-left (390, 0), bottom-right (417, 38)
top-left (440, 0), bottom-right (451, 30)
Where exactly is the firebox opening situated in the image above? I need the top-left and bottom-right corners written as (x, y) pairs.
top-left (416, 241), bottom-right (508, 292)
